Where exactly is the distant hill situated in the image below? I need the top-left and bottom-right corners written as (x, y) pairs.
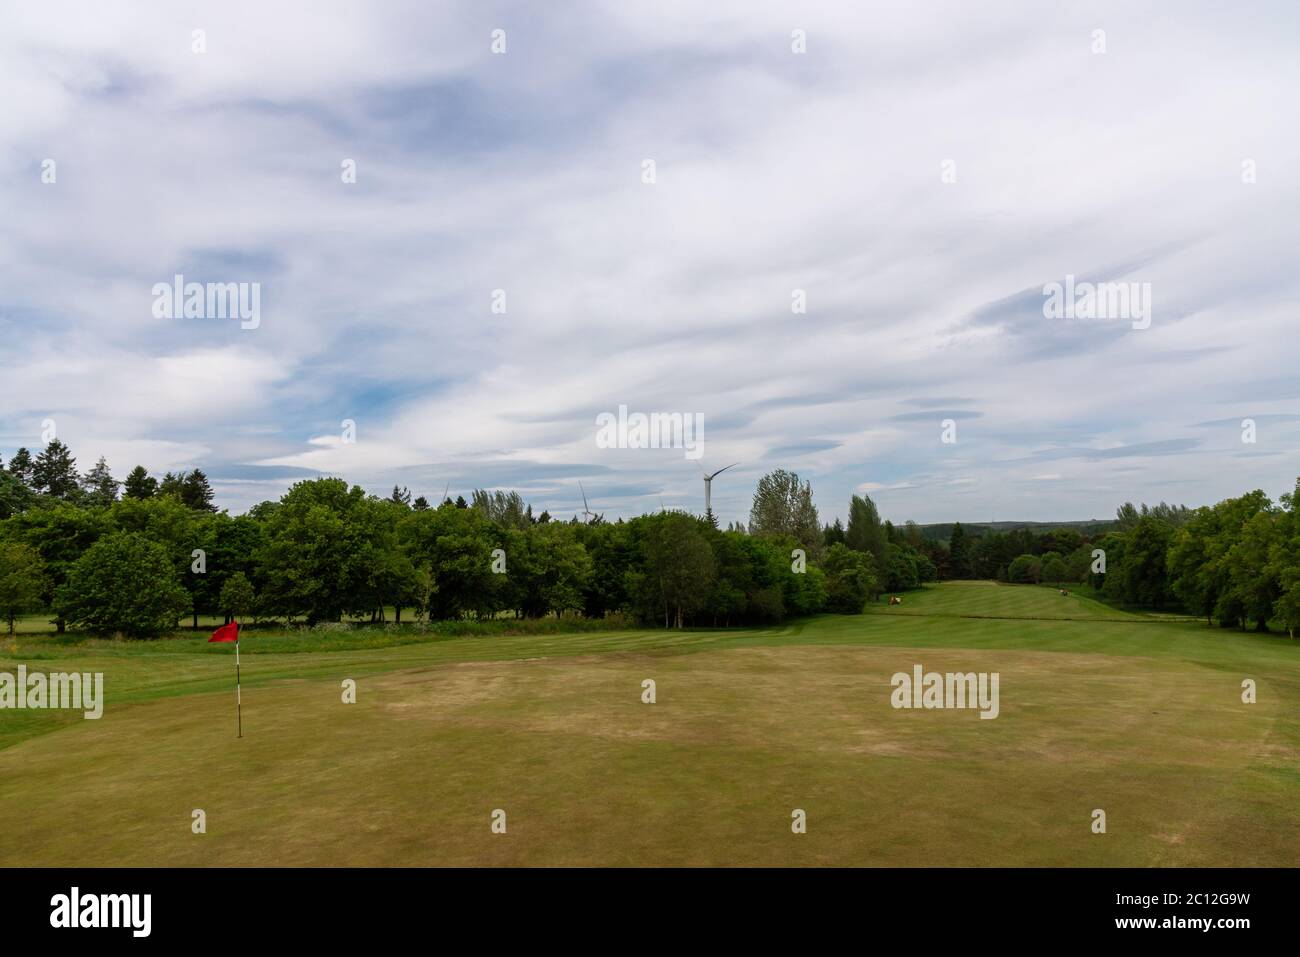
top-left (912, 519), bottom-right (1118, 541)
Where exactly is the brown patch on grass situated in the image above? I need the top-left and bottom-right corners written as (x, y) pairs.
top-left (0, 640), bottom-right (1293, 867)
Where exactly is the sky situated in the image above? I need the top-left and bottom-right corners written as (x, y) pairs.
top-left (2, 1), bottom-right (1297, 527)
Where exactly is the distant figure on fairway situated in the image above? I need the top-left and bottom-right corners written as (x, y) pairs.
top-left (889, 596), bottom-right (902, 606)
top-left (1060, 589), bottom-right (1069, 596)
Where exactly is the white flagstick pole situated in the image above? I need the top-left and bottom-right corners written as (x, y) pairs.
top-left (235, 619), bottom-right (242, 739)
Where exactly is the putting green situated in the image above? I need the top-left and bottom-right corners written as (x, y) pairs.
top-left (2, 583), bottom-right (1296, 866)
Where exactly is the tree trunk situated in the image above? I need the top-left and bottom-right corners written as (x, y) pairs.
top-left (395, 606), bottom-right (401, 624)
top-left (192, 611), bottom-right (198, 630)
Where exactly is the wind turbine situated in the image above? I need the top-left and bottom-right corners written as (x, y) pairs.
top-left (701, 463), bottom-right (738, 518)
top-left (579, 481), bottom-right (600, 524)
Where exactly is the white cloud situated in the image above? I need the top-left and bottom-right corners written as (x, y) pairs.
top-left (2, 1), bottom-right (1297, 521)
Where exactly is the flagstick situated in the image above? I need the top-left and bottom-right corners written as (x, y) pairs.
top-left (235, 619), bottom-right (242, 739)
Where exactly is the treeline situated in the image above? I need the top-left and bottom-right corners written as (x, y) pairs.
top-left (3, 441), bottom-right (1294, 637)
top-left (0, 452), bottom-right (887, 637)
top-left (1095, 490), bottom-right (1300, 633)
top-left (877, 490), bottom-right (1300, 635)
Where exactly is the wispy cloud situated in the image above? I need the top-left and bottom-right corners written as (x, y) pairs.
top-left (1, 0), bottom-right (1297, 524)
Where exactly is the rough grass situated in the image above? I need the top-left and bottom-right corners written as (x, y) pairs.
top-left (1, 582), bottom-right (1296, 866)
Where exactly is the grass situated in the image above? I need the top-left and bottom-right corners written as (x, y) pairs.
top-left (1, 581), bottom-right (1296, 866)
top-left (869, 580), bottom-right (1182, 621)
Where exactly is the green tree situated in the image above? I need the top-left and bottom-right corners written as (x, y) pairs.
top-left (882, 544), bottom-right (921, 590)
top-left (344, 497), bottom-right (419, 622)
top-left (81, 456), bottom-right (120, 508)
top-left (122, 466), bottom-right (158, 500)
top-left (181, 469), bottom-right (218, 512)
top-left (1167, 490), bottom-right (1270, 627)
top-left (1115, 502), bottom-right (1140, 531)
top-left (471, 489), bottom-right (532, 529)
top-left (1007, 553), bottom-right (1041, 584)
top-left (4, 502), bottom-right (104, 632)
top-left (701, 530), bottom-right (750, 626)
top-left (577, 521), bottom-right (634, 619)
top-left (1225, 510), bottom-right (1279, 630)
top-left (1115, 516), bottom-right (1174, 607)
top-left (502, 522), bottom-right (593, 618)
top-left (107, 495), bottom-right (199, 626)
top-left (255, 479), bottom-right (370, 623)
top-left (32, 439), bottom-right (80, 500)
top-left (402, 500), bottom-right (502, 620)
top-left (186, 511), bottom-right (264, 627)
top-left (639, 512), bottom-right (716, 628)
top-left (1269, 480), bottom-right (1300, 638)
top-left (734, 535), bottom-right (791, 622)
top-left (158, 472), bottom-right (185, 499)
top-left (915, 552), bottom-right (938, 583)
top-left (1041, 555), bottom-right (1068, 583)
top-left (1042, 528), bottom-right (1084, 556)
top-left (55, 532), bottom-right (191, 638)
top-left (846, 493), bottom-right (888, 567)
top-left (7, 447), bottom-right (34, 486)
top-left (820, 543), bottom-right (877, 613)
top-left (1274, 583), bottom-right (1300, 640)
top-left (1064, 545), bottom-right (1092, 584)
top-left (218, 571), bottom-right (256, 622)
top-left (0, 541), bottom-right (48, 635)
top-left (1169, 509), bottom-right (1220, 624)
top-left (408, 563), bottom-right (437, 622)
top-left (785, 561), bottom-right (828, 616)
top-left (0, 469), bottom-right (35, 519)
top-left (748, 469), bottom-right (820, 554)
top-left (948, 522), bottom-right (970, 578)
top-left (823, 518), bottom-right (846, 547)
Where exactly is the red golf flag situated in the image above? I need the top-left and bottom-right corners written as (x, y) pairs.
top-left (209, 621), bottom-right (240, 643)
